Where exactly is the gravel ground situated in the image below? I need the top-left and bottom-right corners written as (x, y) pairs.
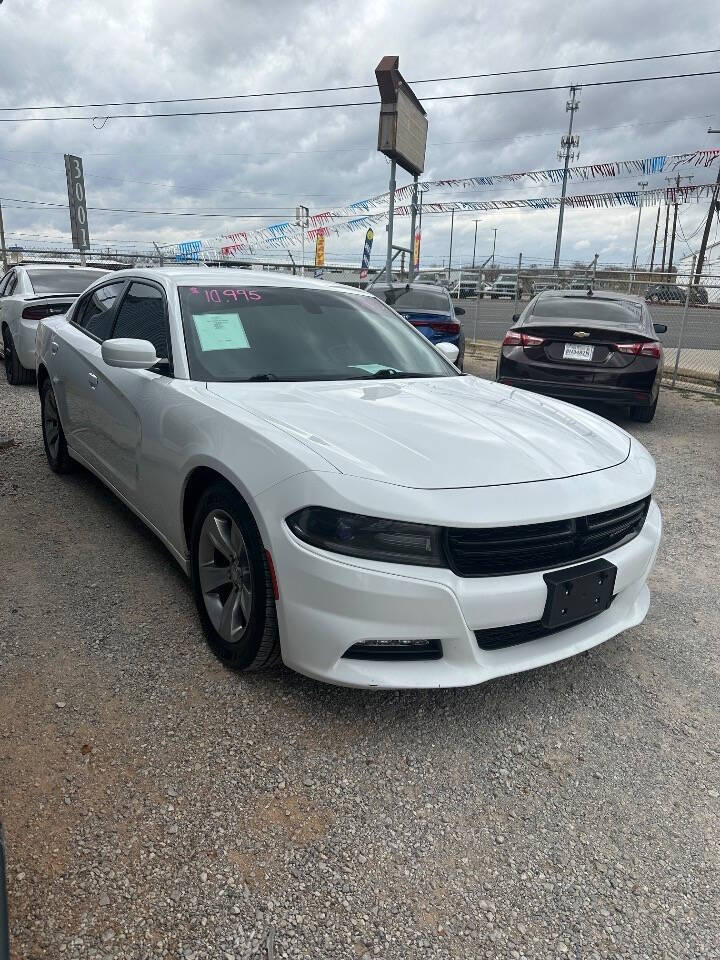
top-left (1, 367), bottom-right (719, 960)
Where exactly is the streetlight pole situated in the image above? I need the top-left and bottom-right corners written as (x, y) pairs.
top-left (447, 208), bottom-right (454, 281)
top-left (472, 219), bottom-right (480, 269)
top-left (553, 84), bottom-right (581, 270)
top-left (0, 201), bottom-right (7, 273)
top-left (631, 180), bottom-right (649, 270)
top-left (491, 227), bottom-right (497, 269)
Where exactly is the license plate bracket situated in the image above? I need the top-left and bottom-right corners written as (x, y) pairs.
top-left (563, 343), bottom-right (594, 361)
top-left (542, 558), bottom-right (617, 629)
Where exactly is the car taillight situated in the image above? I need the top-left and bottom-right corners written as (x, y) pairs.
top-left (411, 319), bottom-right (460, 335)
top-left (21, 304), bottom-right (69, 321)
top-left (502, 330), bottom-right (544, 346)
top-left (614, 341), bottom-right (661, 358)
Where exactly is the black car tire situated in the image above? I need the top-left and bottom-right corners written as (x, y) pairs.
top-left (631, 395), bottom-right (658, 423)
top-left (40, 379), bottom-right (74, 473)
top-left (2, 326), bottom-right (35, 386)
top-left (190, 482), bottom-right (280, 671)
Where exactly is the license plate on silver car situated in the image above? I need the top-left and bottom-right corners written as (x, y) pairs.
top-left (563, 343), bottom-right (594, 361)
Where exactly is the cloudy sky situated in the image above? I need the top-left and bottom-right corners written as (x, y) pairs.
top-left (1, 0), bottom-right (719, 269)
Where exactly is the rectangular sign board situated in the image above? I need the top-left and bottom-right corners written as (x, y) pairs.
top-left (377, 90), bottom-right (427, 176)
top-left (64, 154), bottom-right (90, 251)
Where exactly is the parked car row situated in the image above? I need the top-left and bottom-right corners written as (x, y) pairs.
top-left (1, 264), bottom-right (661, 691)
top-left (644, 282), bottom-right (708, 305)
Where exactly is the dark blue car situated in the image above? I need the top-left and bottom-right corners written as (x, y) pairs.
top-left (371, 283), bottom-right (466, 371)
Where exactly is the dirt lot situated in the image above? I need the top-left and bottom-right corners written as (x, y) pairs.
top-left (1, 367), bottom-right (719, 960)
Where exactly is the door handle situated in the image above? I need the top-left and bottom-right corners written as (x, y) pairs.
top-left (51, 341), bottom-right (59, 355)
top-left (88, 373), bottom-right (98, 389)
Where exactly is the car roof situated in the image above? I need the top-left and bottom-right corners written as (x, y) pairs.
top-left (83, 266), bottom-right (367, 297)
top-left (535, 288), bottom-right (645, 307)
top-left (373, 282), bottom-right (449, 293)
top-left (17, 262), bottom-right (109, 272)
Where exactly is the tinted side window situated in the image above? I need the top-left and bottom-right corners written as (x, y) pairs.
top-left (2, 272), bottom-right (18, 297)
top-left (112, 283), bottom-right (169, 360)
top-left (76, 282), bottom-right (125, 341)
top-left (0, 272), bottom-right (13, 296)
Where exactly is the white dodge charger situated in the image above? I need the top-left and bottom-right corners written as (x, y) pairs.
top-left (35, 267), bottom-right (661, 688)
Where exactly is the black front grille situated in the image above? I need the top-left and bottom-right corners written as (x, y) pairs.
top-left (475, 601), bottom-right (614, 651)
top-left (446, 497), bottom-right (650, 578)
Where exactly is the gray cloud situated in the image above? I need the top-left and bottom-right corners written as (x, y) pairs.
top-left (1, 0), bottom-right (718, 266)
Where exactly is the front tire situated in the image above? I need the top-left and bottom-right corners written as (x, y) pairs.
top-left (190, 483), bottom-right (280, 670)
top-left (3, 327), bottom-right (35, 386)
top-left (40, 378), bottom-right (73, 473)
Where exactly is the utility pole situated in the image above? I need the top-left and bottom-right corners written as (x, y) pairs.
top-left (665, 174), bottom-right (693, 275)
top-left (660, 203), bottom-right (670, 273)
top-left (553, 84), bottom-right (581, 270)
top-left (631, 180), bottom-right (649, 270)
top-left (491, 227), bottom-right (497, 269)
top-left (693, 161), bottom-right (720, 283)
top-left (447, 208), bottom-right (454, 281)
top-left (408, 174), bottom-right (419, 281)
top-left (472, 219), bottom-right (480, 269)
top-left (0, 200), bottom-right (7, 273)
top-left (649, 205), bottom-right (661, 273)
top-left (296, 204), bottom-right (310, 276)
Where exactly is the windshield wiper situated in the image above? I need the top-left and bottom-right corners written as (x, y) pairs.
top-left (244, 372), bottom-right (279, 381)
top-left (365, 368), bottom-right (439, 379)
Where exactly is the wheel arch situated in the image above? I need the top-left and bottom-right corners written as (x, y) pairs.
top-left (181, 464), bottom-right (267, 557)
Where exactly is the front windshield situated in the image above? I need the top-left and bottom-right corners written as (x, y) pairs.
top-left (178, 285), bottom-right (458, 383)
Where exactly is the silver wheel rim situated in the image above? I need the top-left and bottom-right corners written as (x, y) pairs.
top-left (198, 509), bottom-right (253, 644)
top-left (44, 388), bottom-right (60, 460)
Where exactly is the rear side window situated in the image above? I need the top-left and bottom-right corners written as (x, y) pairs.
top-left (112, 283), bottom-right (169, 360)
top-left (1, 272), bottom-right (18, 297)
top-left (0, 271), bottom-right (15, 296)
top-left (76, 281), bottom-right (125, 340)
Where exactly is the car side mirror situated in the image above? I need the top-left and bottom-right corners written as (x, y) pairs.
top-left (101, 337), bottom-right (158, 369)
top-left (653, 323), bottom-right (667, 335)
top-left (436, 341), bottom-right (460, 364)
top-left (455, 306), bottom-right (466, 316)
top-left (512, 313), bottom-right (520, 322)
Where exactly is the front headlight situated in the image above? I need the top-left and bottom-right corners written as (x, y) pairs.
top-left (286, 507), bottom-right (446, 567)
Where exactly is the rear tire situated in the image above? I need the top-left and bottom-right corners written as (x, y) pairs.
top-left (631, 395), bottom-right (658, 423)
top-left (40, 378), bottom-right (73, 473)
top-left (3, 327), bottom-right (35, 386)
top-left (190, 482), bottom-right (280, 671)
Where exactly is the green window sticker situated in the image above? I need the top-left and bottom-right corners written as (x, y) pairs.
top-left (192, 312), bottom-right (250, 351)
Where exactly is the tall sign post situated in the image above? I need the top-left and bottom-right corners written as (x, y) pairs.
top-left (375, 56), bottom-right (427, 287)
top-left (359, 228), bottom-right (374, 282)
top-left (64, 154), bottom-right (91, 264)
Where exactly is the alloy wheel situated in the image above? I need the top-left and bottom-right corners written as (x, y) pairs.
top-left (198, 509), bottom-right (253, 644)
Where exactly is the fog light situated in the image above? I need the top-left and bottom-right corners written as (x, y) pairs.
top-left (343, 639), bottom-right (443, 661)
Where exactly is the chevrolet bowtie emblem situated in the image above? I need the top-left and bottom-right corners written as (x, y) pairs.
top-left (573, 331), bottom-right (591, 338)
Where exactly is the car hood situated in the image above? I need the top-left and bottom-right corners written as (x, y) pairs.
top-left (207, 376), bottom-right (630, 489)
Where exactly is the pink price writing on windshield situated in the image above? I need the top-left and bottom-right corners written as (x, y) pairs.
top-left (188, 288), bottom-right (263, 303)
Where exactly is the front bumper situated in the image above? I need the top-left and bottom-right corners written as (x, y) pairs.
top-left (261, 492), bottom-right (661, 689)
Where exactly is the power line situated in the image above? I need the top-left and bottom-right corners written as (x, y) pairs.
top-left (2, 70), bottom-right (720, 123)
top-left (1, 48), bottom-right (718, 113)
top-left (3, 113), bottom-right (716, 159)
